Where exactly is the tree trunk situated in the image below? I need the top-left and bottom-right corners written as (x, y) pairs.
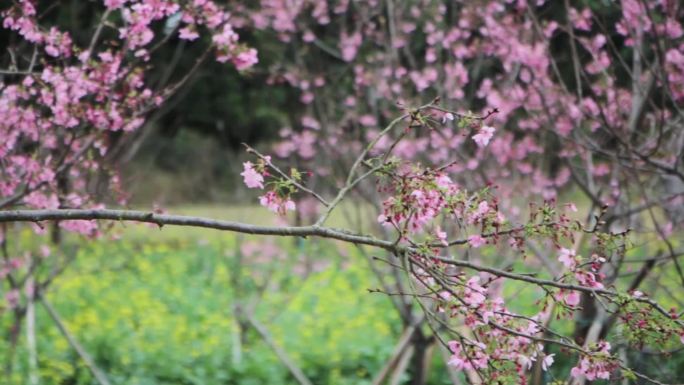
top-left (409, 331), bottom-right (434, 385)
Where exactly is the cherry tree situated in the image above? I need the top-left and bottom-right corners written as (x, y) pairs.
top-left (1, 0), bottom-right (684, 384)
top-left (0, 0), bottom-right (256, 382)
top-left (222, 1), bottom-right (684, 382)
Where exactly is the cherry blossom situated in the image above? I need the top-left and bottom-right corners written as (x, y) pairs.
top-left (564, 290), bottom-right (581, 307)
top-left (0, 0), bottom-right (257, 222)
top-left (570, 342), bottom-right (618, 381)
top-left (468, 235), bottom-right (486, 248)
top-left (241, 162), bottom-right (264, 189)
top-left (558, 248), bottom-right (578, 270)
top-left (542, 353), bottom-right (554, 371)
top-left (259, 191), bottom-right (296, 216)
top-left (472, 125), bottom-right (496, 148)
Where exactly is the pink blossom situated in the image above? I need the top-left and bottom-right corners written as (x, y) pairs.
top-left (339, 30), bottom-right (361, 62)
top-left (439, 291), bottom-right (451, 301)
top-left (575, 270), bottom-right (604, 289)
top-left (212, 24), bottom-right (237, 46)
top-left (468, 235), bottom-right (486, 248)
top-left (233, 48), bottom-right (258, 70)
top-left (558, 248), bottom-right (577, 269)
top-left (302, 30), bottom-right (315, 42)
top-left (446, 341), bottom-right (472, 370)
top-left (472, 126), bottom-right (495, 148)
top-left (60, 220), bottom-right (98, 236)
top-left (570, 342), bottom-right (616, 380)
top-left (435, 227), bottom-right (448, 246)
top-left (435, 174), bottom-right (453, 189)
top-left (518, 354), bottom-right (535, 370)
top-left (179, 27), bottom-right (200, 41)
top-left (468, 201), bottom-right (490, 223)
top-left (463, 276), bottom-right (487, 307)
top-left (104, 0), bottom-right (127, 9)
top-left (241, 161), bottom-right (264, 189)
top-left (5, 289), bottom-right (20, 309)
top-left (259, 191), bottom-right (296, 216)
top-left (542, 354), bottom-right (555, 371)
top-left (300, 92), bottom-right (314, 104)
top-left (359, 114), bottom-right (377, 127)
top-left (565, 290), bottom-right (580, 307)
top-left (570, 366), bottom-right (584, 379)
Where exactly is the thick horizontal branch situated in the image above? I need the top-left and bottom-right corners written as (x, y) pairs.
top-left (0, 209), bottom-right (394, 250)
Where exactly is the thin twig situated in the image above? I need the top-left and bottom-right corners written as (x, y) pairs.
top-left (243, 144), bottom-right (330, 207)
top-left (244, 313), bottom-right (313, 385)
top-left (40, 298), bottom-right (112, 385)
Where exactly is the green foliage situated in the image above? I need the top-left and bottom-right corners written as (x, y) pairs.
top-left (1, 234), bottom-right (401, 385)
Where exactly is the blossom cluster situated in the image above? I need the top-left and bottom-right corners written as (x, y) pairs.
top-left (0, 0), bottom-right (257, 216)
top-left (413, 245), bottom-right (628, 382)
top-left (420, 263), bottom-right (557, 381)
top-left (230, 0), bottom-right (684, 223)
top-left (570, 341), bottom-right (619, 381)
top-left (555, 248), bottom-right (605, 307)
top-left (375, 144), bottom-right (503, 241)
top-left (241, 159), bottom-right (297, 216)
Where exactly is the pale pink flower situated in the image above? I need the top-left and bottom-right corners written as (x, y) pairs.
top-left (565, 291), bottom-right (580, 307)
top-left (179, 27), bottom-right (200, 41)
top-left (302, 30), bottom-right (316, 42)
top-left (339, 30), bottom-right (362, 62)
top-left (571, 366), bottom-right (584, 379)
top-left (463, 276), bottom-right (486, 307)
top-left (570, 341), bottom-right (616, 380)
top-left (575, 271), bottom-right (604, 289)
top-left (468, 234), bottom-right (486, 248)
top-left (104, 0), bottom-right (127, 10)
top-left (558, 248), bottom-right (577, 269)
top-left (435, 227), bottom-right (448, 246)
top-left (542, 354), bottom-right (555, 371)
top-left (435, 174), bottom-right (453, 189)
top-left (476, 201), bottom-right (489, 216)
top-left (359, 114), bottom-right (377, 127)
top-left (241, 162), bottom-right (264, 189)
top-left (5, 289), bottom-right (20, 309)
top-left (259, 191), bottom-right (296, 216)
top-left (518, 354), bottom-right (535, 370)
top-left (233, 48), bottom-right (258, 71)
top-left (472, 125), bottom-right (495, 148)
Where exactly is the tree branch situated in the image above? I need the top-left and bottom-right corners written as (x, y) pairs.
top-left (0, 209), bottom-right (394, 250)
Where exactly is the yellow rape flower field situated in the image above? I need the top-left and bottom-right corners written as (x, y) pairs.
top-left (0, 208), bottom-right (428, 385)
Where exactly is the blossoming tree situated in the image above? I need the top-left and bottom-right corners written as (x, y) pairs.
top-left (2, 0), bottom-right (684, 384)
top-left (226, 0), bottom-right (684, 382)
